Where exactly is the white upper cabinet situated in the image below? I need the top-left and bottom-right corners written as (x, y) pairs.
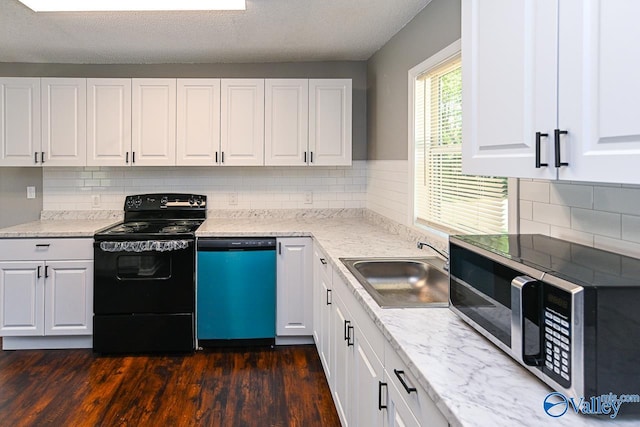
top-left (132, 79), bottom-right (177, 166)
top-left (0, 78), bottom-right (41, 166)
top-left (462, 0), bottom-right (557, 179)
top-left (87, 79), bottom-right (132, 167)
top-left (220, 79), bottom-right (265, 166)
top-left (265, 79), bottom-right (309, 166)
top-left (176, 79), bottom-right (221, 166)
top-left (463, 0), bottom-right (640, 184)
top-left (557, 0), bottom-right (640, 183)
top-left (41, 78), bottom-right (87, 167)
top-left (309, 79), bottom-right (352, 166)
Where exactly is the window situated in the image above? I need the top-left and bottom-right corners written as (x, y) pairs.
top-left (411, 42), bottom-right (509, 235)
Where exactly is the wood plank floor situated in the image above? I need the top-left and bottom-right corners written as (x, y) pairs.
top-left (0, 342), bottom-right (340, 427)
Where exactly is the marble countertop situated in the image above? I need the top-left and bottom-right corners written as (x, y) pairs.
top-left (1, 212), bottom-right (636, 425)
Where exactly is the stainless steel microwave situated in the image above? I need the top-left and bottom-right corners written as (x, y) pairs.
top-left (449, 234), bottom-right (640, 412)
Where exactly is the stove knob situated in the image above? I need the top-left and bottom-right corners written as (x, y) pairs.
top-left (196, 198), bottom-right (202, 206)
top-left (189, 197), bottom-right (195, 206)
top-left (133, 197), bottom-right (142, 208)
top-left (160, 196), bottom-right (168, 206)
top-left (125, 197), bottom-right (134, 208)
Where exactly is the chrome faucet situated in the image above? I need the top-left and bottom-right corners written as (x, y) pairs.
top-left (417, 241), bottom-right (450, 271)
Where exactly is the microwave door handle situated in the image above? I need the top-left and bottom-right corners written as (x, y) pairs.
top-left (511, 276), bottom-right (541, 366)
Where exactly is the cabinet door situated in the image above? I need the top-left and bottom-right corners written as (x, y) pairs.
top-left (44, 260), bottom-right (93, 336)
top-left (558, 0), bottom-right (640, 184)
top-left (132, 79), bottom-right (177, 166)
top-left (41, 78), bottom-right (87, 166)
top-left (331, 290), bottom-right (353, 427)
top-left (176, 79), bottom-right (221, 166)
top-left (309, 79), bottom-right (352, 166)
top-left (353, 323), bottom-right (385, 427)
top-left (387, 379), bottom-right (422, 427)
top-left (276, 238), bottom-right (313, 336)
top-left (220, 79), bottom-right (265, 166)
top-left (87, 79), bottom-right (132, 166)
top-left (0, 261), bottom-right (44, 336)
top-left (0, 78), bottom-right (41, 166)
top-left (265, 79), bottom-right (309, 166)
top-left (313, 245), bottom-right (333, 383)
top-left (461, 0), bottom-right (557, 179)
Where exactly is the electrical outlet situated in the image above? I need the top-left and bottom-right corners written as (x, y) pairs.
top-left (91, 194), bottom-right (101, 208)
top-left (26, 186), bottom-right (36, 199)
top-left (228, 193), bottom-right (238, 206)
top-left (304, 191), bottom-right (313, 204)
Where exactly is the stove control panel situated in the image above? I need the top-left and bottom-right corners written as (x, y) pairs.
top-left (124, 194), bottom-right (207, 211)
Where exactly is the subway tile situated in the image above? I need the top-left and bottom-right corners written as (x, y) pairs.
top-left (532, 202), bottom-right (571, 228)
top-left (519, 219), bottom-right (551, 235)
top-left (549, 226), bottom-right (594, 246)
top-left (519, 200), bottom-right (533, 221)
top-left (594, 186), bottom-right (640, 215)
top-left (572, 208), bottom-right (621, 239)
top-left (520, 180), bottom-right (550, 203)
top-left (550, 182), bottom-right (593, 209)
top-left (595, 235), bottom-right (640, 258)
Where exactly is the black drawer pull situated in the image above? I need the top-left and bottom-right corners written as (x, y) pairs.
top-left (37, 265), bottom-right (41, 279)
top-left (346, 325), bottom-right (354, 346)
top-left (34, 152), bottom-right (38, 164)
top-left (35, 244), bottom-right (50, 248)
top-left (394, 369), bottom-right (417, 394)
top-left (41, 152), bottom-right (45, 164)
top-left (320, 258), bottom-right (327, 265)
top-left (535, 132), bottom-right (548, 168)
top-left (344, 320), bottom-right (351, 341)
top-left (326, 289), bottom-right (332, 305)
top-left (44, 265), bottom-right (49, 278)
top-left (378, 381), bottom-right (387, 410)
top-left (126, 152), bottom-right (129, 164)
top-left (554, 129), bottom-right (569, 167)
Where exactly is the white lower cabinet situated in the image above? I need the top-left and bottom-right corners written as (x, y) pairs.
top-left (276, 237), bottom-right (313, 341)
top-left (312, 244), bottom-right (448, 426)
top-left (0, 238), bottom-right (93, 349)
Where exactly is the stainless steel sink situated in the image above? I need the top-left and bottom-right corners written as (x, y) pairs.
top-left (340, 257), bottom-right (449, 308)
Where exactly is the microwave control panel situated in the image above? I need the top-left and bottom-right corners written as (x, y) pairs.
top-left (543, 286), bottom-right (572, 388)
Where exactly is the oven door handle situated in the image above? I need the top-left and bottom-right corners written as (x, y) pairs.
top-left (98, 240), bottom-right (191, 253)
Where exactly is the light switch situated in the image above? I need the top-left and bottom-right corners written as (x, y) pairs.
top-left (27, 186), bottom-right (36, 199)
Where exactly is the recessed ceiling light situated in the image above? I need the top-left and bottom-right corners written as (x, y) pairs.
top-left (17, 0), bottom-right (246, 12)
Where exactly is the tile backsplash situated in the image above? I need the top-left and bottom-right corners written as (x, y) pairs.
top-left (520, 179), bottom-right (640, 257)
top-left (43, 161), bottom-right (366, 211)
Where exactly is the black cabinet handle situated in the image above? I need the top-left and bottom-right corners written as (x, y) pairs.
top-left (535, 132), bottom-right (549, 168)
top-left (378, 381), bottom-right (388, 410)
top-left (44, 265), bottom-right (49, 278)
top-left (304, 152), bottom-right (307, 163)
top-left (126, 152), bottom-right (129, 164)
top-left (310, 151), bottom-right (314, 163)
top-left (34, 152), bottom-right (38, 164)
top-left (215, 152), bottom-right (219, 163)
top-left (132, 151), bottom-right (136, 164)
top-left (394, 369), bottom-right (417, 394)
top-left (344, 320), bottom-right (351, 341)
top-left (326, 289), bottom-right (332, 305)
top-left (347, 325), bottom-right (354, 346)
top-left (554, 129), bottom-right (569, 167)
top-left (41, 152), bottom-right (45, 164)
top-left (278, 242), bottom-right (282, 255)
top-left (35, 244), bottom-right (50, 248)
top-left (221, 152), bottom-right (225, 163)
top-left (37, 265), bottom-right (41, 279)
top-left (320, 258), bottom-right (327, 265)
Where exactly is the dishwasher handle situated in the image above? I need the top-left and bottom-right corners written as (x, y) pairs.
top-left (197, 238), bottom-right (276, 251)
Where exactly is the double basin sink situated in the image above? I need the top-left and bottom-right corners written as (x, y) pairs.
top-left (340, 257), bottom-right (449, 308)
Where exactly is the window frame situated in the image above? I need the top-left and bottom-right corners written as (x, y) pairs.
top-left (407, 39), bottom-right (518, 237)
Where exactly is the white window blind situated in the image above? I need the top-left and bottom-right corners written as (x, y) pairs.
top-left (414, 55), bottom-right (508, 234)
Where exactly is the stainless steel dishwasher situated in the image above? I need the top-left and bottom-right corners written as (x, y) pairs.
top-left (196, 238), bottom-right (276, 346)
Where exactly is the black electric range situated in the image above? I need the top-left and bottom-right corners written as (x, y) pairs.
top-left (93, 193), bottom-right (206, 354)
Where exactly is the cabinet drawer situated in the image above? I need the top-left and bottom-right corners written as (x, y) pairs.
top-left (0, 238), bottom-right (93, 261)
top-left (385, 341), bottom-right (448, 427)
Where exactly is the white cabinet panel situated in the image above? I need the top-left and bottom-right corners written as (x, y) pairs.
top-left (353, 323), bottom-right (385, 427)
top-left (0, 261), bottom-right (44, 336)
top-left (332, 290), bottom-right (353, 426)
top-left (313, 244), bottom-right (333, 384)
top-left (87, 79), bottom-right (132, 166)
top-left (0, 78), bottom-right (41, 166)
top-left (462, 0), bottom-right (557, 179)
top-left (132, 79), bottom-right (177, 166)
top-left (309, 79), bottom-right (352, 166)
top-left (220, 79), bottom-right (265, 166)
top-left (45, 260), bottom-right (93, 336)
top-left (41, 78), bottom-right (87, 166)
top-left (176, 79), bottom-right (221, 166)
top-left (265, 79), bottom-right (309, 166)
top-left (276, 237), bottom-right (313, 336)
top-left (557, 0), bottom-right (640, 183)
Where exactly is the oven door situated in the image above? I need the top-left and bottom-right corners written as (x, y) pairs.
top-left (94, 239), bottom-right (195, 314)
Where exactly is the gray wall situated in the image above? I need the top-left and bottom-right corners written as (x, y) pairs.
top-left (0, 168), bottom-right (42, 227)
top-left (367, 0), bottom-right (461, 160)
top-left (0, 61), bottom-right (367, 160)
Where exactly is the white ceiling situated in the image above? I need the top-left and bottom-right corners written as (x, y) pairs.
top-left (0, 0), bottom-right (432, 64)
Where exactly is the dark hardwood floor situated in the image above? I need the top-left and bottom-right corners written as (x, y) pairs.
top-left (0, 341), bottom-right (340, 427)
